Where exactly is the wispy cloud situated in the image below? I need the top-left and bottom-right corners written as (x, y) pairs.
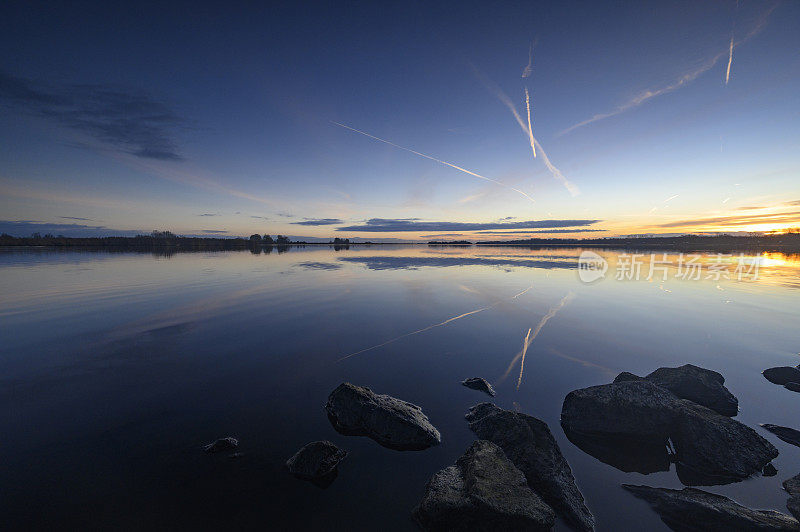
top-left (657, 210), bottom-right (800, 228)
top-left (522, 41), bottom-right (534, 79)
top-left (0, 70), bottom-right (185, 160)
top-left (291, 218), bottom-right (343, 226)
top-left (475, 228), bottom-right (605, 234)
top-left (332, 121), bottom-right (536, 203)
top-left (559, 3), bottom-right (778, 135)
top-left (200, 229), bottom-right (228, 234)
top-left (197, 213), bottom-right (218, 217)
top-left (59, 216), bottom-right (94, 221)
top-left (336, 218), bottom-right (600, 232)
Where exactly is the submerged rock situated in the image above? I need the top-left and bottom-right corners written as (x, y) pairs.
top-left (286, 441), bottom-right (347, 480)
top-left (764, 463), bottom-right (779, 477)
top-left (461, 377), bottom-right (496, 397)
top-left (785, 382), bottom-right (800, 393)
top-left (561, 380), bottom-right (777, 482)
top-left (623, 484), bottom-right (800, 531)
top-left (412, 440), bottom-right (555, 531)
top-left (764, 367), bottom-right (800, 386)
top-left (762, 424), bottom-right (800, 448)
top-left (645, 364), bottom-right (738, 417)
top-left (203, 436), bottom-right (239, 453)
top-left (325, 383), bottom-right (441, 451)
top-left (466, 403), bottom-right (594, 531)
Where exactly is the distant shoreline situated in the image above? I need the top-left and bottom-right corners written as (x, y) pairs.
top-left (1, 233), bottom-right (799, 253)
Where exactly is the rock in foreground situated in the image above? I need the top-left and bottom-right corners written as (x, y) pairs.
top-left (785, 382), bottom-right (800, 393)
top-left (204, 436), bottom-right (239, 453)
top-left (286, 440), bottom-right (347, 480)
top-left (762, 424), bottom-right (800, 448)
top-left (645, 364), bottom-right (738, 417)
top-left (624, 484), bottom-right (799, 531)
top-left (764, 367), bottom-right (800, 386)
top-left (786, 474), bottom-right (800, 520)
top-left (467, 403), bottom-right (594, 531)
top-left (561, 380), bottom-right (777, 482)
top-left (325, 383), bottom-right (441, 451)
top-left (461, 377), bottom-right (496, 397)
top-left (413, 440), bottom-right (555, 531)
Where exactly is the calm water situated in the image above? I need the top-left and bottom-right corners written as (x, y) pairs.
top-left (1, 245), bottom-right (799, 530)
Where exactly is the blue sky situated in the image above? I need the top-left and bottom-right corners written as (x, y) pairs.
top-left (1, 1), bottom-right (798, 239)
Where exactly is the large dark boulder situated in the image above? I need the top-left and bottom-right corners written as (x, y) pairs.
top-left (623, 484), bottom-right (800, 531)
top-left (461, 377), bottom-right (496, 397)
top-left (786, 474), bottom-right (800, 520)
top-left (561, 380), bottom-right (777, 482)
top-left (764, 367), bottom-right (800, 386)
top-left (762, 424), bottom-right (800, 448)
top-left (562, 428), bottom-right (671, 475)
top-left (645, 364), bottom-right (738, 417)
top-left (412, 440), bottom-right (555, 531)
top-left (325, 383), bottom-right (441, 451)
top-left (466, 403), bottom-right (594, 531)
top-left (785, 382), bottom-right (800, 393)
top-left (286, 441), bottom-right (347, 480)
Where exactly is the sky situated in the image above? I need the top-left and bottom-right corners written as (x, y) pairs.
top-left (1, 0), bottom-right (799, 241)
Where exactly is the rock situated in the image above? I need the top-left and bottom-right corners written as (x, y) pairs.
top-left (785, 382), bottom-right (800, 393)
top-left (412, 440), bottom-right (555, 531)
top-left (645, 364), bottom-right (738, 417)
top-left (764, 367), bottom-right (800, 386)
top-left (764, 463), bottom-right (778, 476)
top-left (789, 497), bottom-right (800, 522)
top-left (203, 436), bottom-right (238, 453)
top-left (286, 441), bottom-right (347, 480)
top-left (613, 371), bottom-right (644, 383)
top-left (466, 403), bottom-right (594, 531)
top-left (325, 383), bottom-right (441, 451)
top-left (561, 380), bottom-right (778, 482)
top-left (461, 377), bottom-right (496, 397)
top-left (762, 424), bottom-right (800, 448)
top-left (623, 484), bottom-right (800, 531)
top-left (785, 474), bottom-right (800, 496)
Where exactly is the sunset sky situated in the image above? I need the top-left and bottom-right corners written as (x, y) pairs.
top-left (1, 1), bottom-right (799, 241)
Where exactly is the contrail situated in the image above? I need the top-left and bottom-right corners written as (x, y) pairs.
top-left (524, 87), bottom-right (537, 158)
top-left (337, 285), bottom-right (533, 362)
top-left (725, 36), bottom-right (734, 85)
top-left (471, 66), bottom-right (579, 196)
top-left (498, 292), bottom-right (576, 385)
top-left (559, 2), bottom-right (777, 135)
top-left (332, 121), bottom-right (536, 203)
top-left (516, 327), bottom-right (532, 390)
top-left (522, 41), bottom-right (533, 79)
top-left (726, 0), bottom-right (738, 85)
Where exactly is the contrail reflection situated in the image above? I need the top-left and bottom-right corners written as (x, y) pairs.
top-left (337, 285), bottom-right (533, 362)
top-left (498, 292), bottom-right (576, 385)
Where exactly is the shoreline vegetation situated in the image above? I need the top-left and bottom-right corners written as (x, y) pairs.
top-left (1, 230), bottom-right (799, 253)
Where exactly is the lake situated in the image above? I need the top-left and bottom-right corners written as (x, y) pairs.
top-left (1, 245), bottom-right (799, 530)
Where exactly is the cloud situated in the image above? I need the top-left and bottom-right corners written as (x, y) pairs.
top-left (475, 229), bottom-right (606, 234)
top-left (59, 216), bottom-right (94, 221)
top-left (291, 218), bottom-right (343, 226)
top-left (559, 3), bottom-right (778, 136)
top-left (200, 229), bottom-right (228, 234)
top-left (336, 218), bottom-right (599, 232)
top-left (250, 215), bottom-right (270, 219)
top-left (198, 213), bottom-right (218, 217)
top-left (657, 210), bottom-right (800, 229)
top-left (499, 216), bottom-right (517, 221)
top-left (0, 70), bottom-right (185, 160)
